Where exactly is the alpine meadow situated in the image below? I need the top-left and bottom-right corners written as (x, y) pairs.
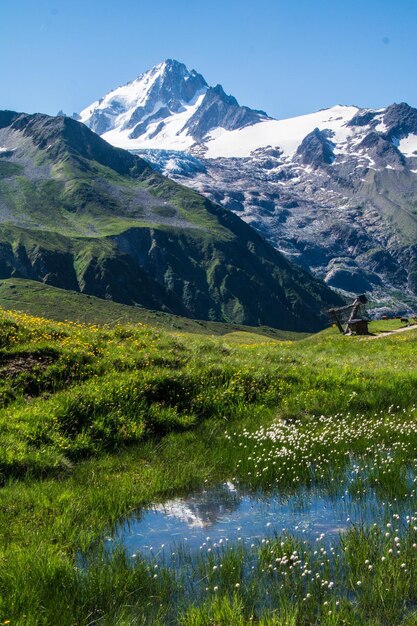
top-left (2, 2), bottom-right (417, 625)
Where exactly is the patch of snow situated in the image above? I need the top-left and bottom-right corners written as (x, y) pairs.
top-left (80, 62), bottom-right (168, 124)
top-left (79, 100), bottom-right (100, 124)
top-left (398, 134), bottom-right (417, 157)
top-left (374, 114), bottom-right (387, 133)
top-left (80, 59), bottom-right (210, 148)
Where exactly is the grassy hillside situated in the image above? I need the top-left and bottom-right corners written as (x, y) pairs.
top-left (0, 278), bottom-right (306, 339)
top-left (0, 110), bottom-right (342, 331)
top-left (0, 304), bottom-right (411, 484)
top-left (1, 307), bottom-right (417, 624)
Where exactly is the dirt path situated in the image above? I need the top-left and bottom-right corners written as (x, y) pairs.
top-left (368, 324), bottom-right (417, 339)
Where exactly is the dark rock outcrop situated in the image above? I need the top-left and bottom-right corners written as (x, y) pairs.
top-left (182, 85), bottom-right (268, 141)
top-left (296, 128), bottom-right (335, 168)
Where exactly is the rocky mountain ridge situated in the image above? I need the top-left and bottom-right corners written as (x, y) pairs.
top-left (79, 60), bottom-right (417, 313)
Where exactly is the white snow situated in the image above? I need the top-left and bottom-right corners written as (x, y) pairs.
top-left (80, 63), bottom-right (361, 156)
top-left (203, 105), bottom-right (359, 159)
top-left (80, 62), bottom-right (169, 125)
top-left (79, 100), bottom-right (100, 123)
top-left (398, 134), bottom-right (417, 157)
top-left (374, 112), bottom-right (388, 133)
top-left (100, 89), bottom-right (207, 151)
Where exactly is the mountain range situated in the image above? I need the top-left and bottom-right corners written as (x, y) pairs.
top-left (80, 59), bottom-right (417, 313)
top-left (0, 109), bottom-right (341, 331)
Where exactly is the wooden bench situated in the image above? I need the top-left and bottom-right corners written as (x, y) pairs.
top-left (346, 319), bottom-right (369, 335)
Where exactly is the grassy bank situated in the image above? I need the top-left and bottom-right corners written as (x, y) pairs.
top-left (1, 306), bottom-right (417, 624)
top-left (0, 278), bottom-right (305, 339)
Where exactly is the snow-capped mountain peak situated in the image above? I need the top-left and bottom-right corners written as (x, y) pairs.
top-left (79, 59), bottom-right (269, 151)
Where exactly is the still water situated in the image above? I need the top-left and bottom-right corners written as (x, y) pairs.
top-left (110, 480), bottom-right (378, 559)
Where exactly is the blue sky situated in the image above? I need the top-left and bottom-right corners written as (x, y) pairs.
top-left (1, 0), bottom-right (416, 120)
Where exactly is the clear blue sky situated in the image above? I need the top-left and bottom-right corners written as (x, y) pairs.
top-left (1, 0), bottom-right (416, 120)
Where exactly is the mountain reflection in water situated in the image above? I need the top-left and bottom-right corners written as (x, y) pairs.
top-left (111, 481), bottom-right (359, 558)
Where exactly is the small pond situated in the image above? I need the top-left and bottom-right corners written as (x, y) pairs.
top-left (109, 478), bottom-right (385, 561)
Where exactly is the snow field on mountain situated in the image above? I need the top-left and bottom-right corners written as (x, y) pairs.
top-left (204, 105), bottom-right (360, 159)
top-left (399, 134), bottom-right (417, 157)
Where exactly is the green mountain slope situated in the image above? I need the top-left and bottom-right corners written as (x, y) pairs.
top-left (0, 278), bottom-right (307, 340)
top-left (0, 110), bottom-right (342, 331)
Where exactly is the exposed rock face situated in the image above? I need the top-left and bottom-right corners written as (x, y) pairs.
top-left (182, 84), bottom-right (267, 141)
top-left (296, 128), bottom-right (335, 168)
top-left (139, 131), bottom-right (417, 314)
top-left (358, 132), bottom-right (406, 168)
top-left (383, 102), bottom-right (417, 141)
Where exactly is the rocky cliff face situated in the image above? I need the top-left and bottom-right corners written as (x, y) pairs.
top-left (182, 84), bottom-right (267, 142)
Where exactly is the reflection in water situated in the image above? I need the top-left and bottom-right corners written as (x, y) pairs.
top-left (112, 480), bottom-right (367, 559)
top-left (154, 481), bottom-right (240, 528)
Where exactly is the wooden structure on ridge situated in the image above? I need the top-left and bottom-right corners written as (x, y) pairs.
top-left (328, 294), bottom-right (369, 335)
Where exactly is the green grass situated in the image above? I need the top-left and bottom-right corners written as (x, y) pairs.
top-left (0, 278), bottom-right (304, 339)
top-left (368, 318), bottom-right (414, 332)
top-left (0, 306), bottom-right (305, 480)
top-left (3, 306), bottom-right (417, 624)
top-left (0, 160), bottom-right (23, 178)
top-left (0, 155), bottom-right (228, 240)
